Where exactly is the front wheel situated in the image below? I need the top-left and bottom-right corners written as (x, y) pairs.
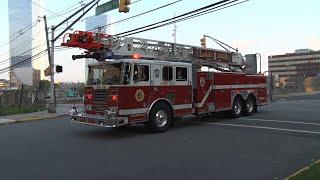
top-left (146, 103), bottom-right (173, 132)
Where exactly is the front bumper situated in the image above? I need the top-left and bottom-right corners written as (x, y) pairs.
top-left (70, 107), bottom-right (128, 128)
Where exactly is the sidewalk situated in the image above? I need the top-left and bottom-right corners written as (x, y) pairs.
top-left (0, 104), bottom-right (82, 125)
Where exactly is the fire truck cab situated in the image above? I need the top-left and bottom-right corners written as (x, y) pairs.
top-left (71, 59), bottom-right (193, 131)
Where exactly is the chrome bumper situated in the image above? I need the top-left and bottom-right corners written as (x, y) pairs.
top-left (70, 107), bottom-right (128, 128)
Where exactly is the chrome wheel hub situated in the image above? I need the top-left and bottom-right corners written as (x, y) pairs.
top-left (155, 110), bottom-right (168, 127)
top-left (234, 101), bottom-right (241, 115)
top-left (246, 101), bottom-right (253, 113)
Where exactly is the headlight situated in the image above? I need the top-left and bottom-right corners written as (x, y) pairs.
top-left (86, 105), bottom-right (93, 111)
top-left (104, 109), bottom-right (116, 118)
top-left (69, 107), bottom-right (78, 115)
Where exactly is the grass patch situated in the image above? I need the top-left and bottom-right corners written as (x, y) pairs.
top-left (287, 160), bottom-right (320, 180)
top-left (0, 106), bottom-right (45, 116)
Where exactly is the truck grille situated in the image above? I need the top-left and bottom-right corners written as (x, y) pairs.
top-left (94, 89), bottom-right (108, 111)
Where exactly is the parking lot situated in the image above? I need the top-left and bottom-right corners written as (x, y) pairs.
top-left (0, 94), bottom-right (319, 180)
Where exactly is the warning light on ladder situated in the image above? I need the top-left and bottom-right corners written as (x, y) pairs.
top-left (132, 53), bottom-right (141, 59)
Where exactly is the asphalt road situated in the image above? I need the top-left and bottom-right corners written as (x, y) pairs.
top-left (1, 94), bottom-right (320, 180)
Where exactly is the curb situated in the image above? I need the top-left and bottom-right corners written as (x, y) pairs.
top-left (15, 114), bottom-right (69, 123)
top-left (284, 159), bottom-right (320, 180)
top-left (0, 119), bottom-right (17, 126)
top-left (0, 114), bottom-right (69, 126)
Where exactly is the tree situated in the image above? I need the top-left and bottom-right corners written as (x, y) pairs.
top-left (40, 80), bottom-right (50, 92)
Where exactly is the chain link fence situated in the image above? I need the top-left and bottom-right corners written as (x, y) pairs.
top-left (0, 88), bottom-right (46, 116)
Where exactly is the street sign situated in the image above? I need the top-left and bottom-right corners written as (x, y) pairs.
top-left (96, 0), bottom-right (119, 16)
top-left (67, 89), bottom-right (75, 97)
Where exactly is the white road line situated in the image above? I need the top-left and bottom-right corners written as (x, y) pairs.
top-left (275, 100), bottom-right (320, 104)
top-left (185, 121), bottom-right (320, 135)
top-left (239, 118), bottom-right (320, 126)
top-left (272, 108), bottom-right (320, 111)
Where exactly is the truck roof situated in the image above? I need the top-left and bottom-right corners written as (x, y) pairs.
top-left (88, 59), bottom-right (193, 67)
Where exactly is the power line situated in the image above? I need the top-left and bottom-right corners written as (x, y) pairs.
top-left (0, 20), bottom-right (39, 45)
top-left (88, 0), bottom-right (183, 32)
top-left (29, 0), bottom-right (62, 18)
top-left (121, 0), bottom-right (249, 37)
top-left (0, 49), bottom-right (47, 74)
top-left (63, 0), bottom-right (146, 27)
top-left (47, 0), bottom-right (145, 28)
top-left (47, 0), bottom-right (91, 21)
top-left (0, 19), bottom-right (41, 48)
top-left (1, 1), bottom-right (94, 49)
top-left (121, 0), bottom-right (248, 37)
top-left (121, 0), bottom-right (250, 37)
top-left (181, 0), bottom-right (250, 24)
top-left (0, 43), bottom-right (46, 65)
top-left (131, 0), bottom-right (144, 4)
top-left (54, 0), bottom-right (89, 15)
top-left (0, 28), bottom-right (46, 62)
top-left (0, 47), bottom-right (71, 75)
top-left (115, 0), bottom-right (237, 36)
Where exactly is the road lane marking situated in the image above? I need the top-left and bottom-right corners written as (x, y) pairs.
top-left (239, 118), bottom-right (320, 126)
top-left (275, 100), bottom-right (320, 104)
top-left (270, 108), bottom-right (320, 111)
top-left (180, 121), bottom-right (320, 135)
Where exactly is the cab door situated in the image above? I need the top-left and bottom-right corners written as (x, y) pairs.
top-left (129, 63), bottom-right (151, 118)
top-left (152, 64), bottom-right (161, 87)
top-left (174, 66), bottom-right (193, 115)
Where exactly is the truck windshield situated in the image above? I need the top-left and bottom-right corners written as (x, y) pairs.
top-left (87, 63), bottom-right (131, 85)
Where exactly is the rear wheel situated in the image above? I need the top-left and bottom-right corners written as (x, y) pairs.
top-left (244, 96), bottom-right (257, 116)
top-left (231, 97), bottom-right (243, 118)
top-left (146, 102), bottom-right (173, 132)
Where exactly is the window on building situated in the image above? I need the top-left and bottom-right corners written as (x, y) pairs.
top-left (175, 67), bottom-right (187, 81)
top-left (162, 66), bottom-right (173, 81)
top-left (133, 64), bottom-right (149, 82)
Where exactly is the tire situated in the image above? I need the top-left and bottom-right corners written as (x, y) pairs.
top-left (146, 102), bottom-right (173, 132)
top-left (244, 96), bottom-right (257, 116)
top-left (231, 97), bottom-right (243, 118)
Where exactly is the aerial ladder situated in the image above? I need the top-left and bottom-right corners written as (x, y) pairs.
top-left (61, 31), bottom-right (246, 72)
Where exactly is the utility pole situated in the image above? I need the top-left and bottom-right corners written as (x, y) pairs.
top-left (44, 15), bottom-right (56, 113)
top-left (172, 13), bottom-right (177, 44)
top-left (44, 0), bottom-right (99, 113)
top-left (49, 25), bottom-right (56, 112)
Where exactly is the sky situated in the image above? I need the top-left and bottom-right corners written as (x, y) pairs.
top-left (0, 0), bottom-right (319, 82)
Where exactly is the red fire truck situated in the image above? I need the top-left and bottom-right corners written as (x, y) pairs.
top-left (62, 31), bottom-right (268, 132)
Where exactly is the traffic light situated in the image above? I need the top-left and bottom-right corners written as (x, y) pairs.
top-left (56, 65), bottom-right (63, 73)
top-left (119, 0), bottom-right (131, 13)
top-left (44, 67), bottom-right (51, 76)
top-left (200, 36), bottom-right (206, 48)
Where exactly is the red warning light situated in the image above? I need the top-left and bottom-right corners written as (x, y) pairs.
top-left (110, 95), bottom-right (118, 101)
top-left (132, 53), bottom-right (141, 59)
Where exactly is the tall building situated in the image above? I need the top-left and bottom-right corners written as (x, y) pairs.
top-left (84, 14), bottom-right (110, 84)
top-left (8, 0), bottom-right (46, 87)
top-left (0, 79), bottom-right (9, 90)
top-left (268, 49), bottom-right (320, 88)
